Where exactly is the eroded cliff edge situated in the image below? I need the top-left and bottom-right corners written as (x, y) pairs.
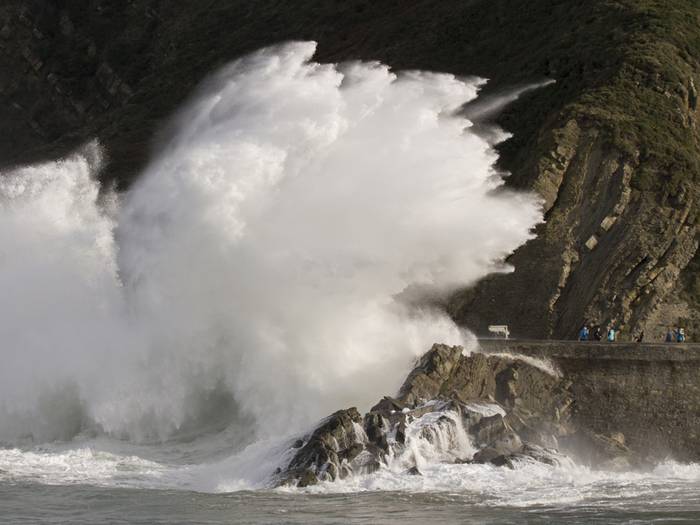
top-left (276, 342), bottom-right (700, 487)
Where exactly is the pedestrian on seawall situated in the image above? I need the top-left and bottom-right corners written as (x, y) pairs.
top-left (677, 328), bottom-right (686, 343)
top-left (578, 325), bottom-right (589, 341)
top-left (593, 325), bottom-right (602, 341)
top-left (607, 326), bottom-right (617, 342)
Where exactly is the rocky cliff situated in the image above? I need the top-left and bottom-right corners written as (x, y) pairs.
top-left (1, 1), bottom-right (699, 338)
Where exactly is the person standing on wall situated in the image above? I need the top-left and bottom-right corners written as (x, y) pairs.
top-left (677, 328), bottom-right (686, 343)
top-left (665, 329), bottom-right (675, 342)
top-left (607, 326), bottom-right (617, 342)
top-left (593, 325), bottom-right (602, 341)
top-left (578, 325), bottom-right (589, 341)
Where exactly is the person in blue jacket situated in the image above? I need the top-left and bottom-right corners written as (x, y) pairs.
top-left (677, 328), bottom-right (686, 342)
top-left (578, 325), bottom-right (589, 341)
top-left (607, 326), bottom-right (616, 342)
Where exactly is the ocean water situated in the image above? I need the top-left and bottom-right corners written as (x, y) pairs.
top-left (2, 440), bottom-right (700, 524)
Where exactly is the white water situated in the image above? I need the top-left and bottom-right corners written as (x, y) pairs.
top-left (0, 41), bottom-right (540, 448)
top-left (308, 411), bottom-right (700, 505)
top-left (2, 404), bottom-right (699, 503)
top-left (0, 42), bottom-right (698, 506)
top-left (3, 434), bottom-right (700, 510)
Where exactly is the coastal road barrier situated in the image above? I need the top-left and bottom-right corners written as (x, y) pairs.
top-left (476, 338), bottom-right (700, 461)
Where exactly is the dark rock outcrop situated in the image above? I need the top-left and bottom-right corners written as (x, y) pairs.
top-left (279, 340), bottom-right (700, 486)
top-left (280, 407), bottom-right (366, 486)
top-left (276, 343), bottom-right (625, 487)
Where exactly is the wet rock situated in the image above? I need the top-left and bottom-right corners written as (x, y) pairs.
top-left (274, 343), bottom-right (659, 485)
top-left (370, 396), bottom-right (407, 413)
top-left (406, 466), bottom-right (422, 476)
top-left (470, 414), bottom-right (509, 446)
top-left (495, 366), bottom-right (518, 407)
top-left (397, 344), bottom-right (463, 405)
top-left (518, 443), bottom-right (562, 466)
top-left (482, 443), bottom-right (563, 469)
top-left (321, 461), bottom-right (338, 481)
top-left (282, 407), bottom-right (364, 485)
top-left (352, 448), bottom-right (383, 475)
top-left (364, 412), bottom-right (388, 451)
top-left (297, 469), bottom-right (318, 488)
top-left (472, 447), bottom-right (502, 464)
top-left (395, 420), bottom-right (407, 444)
top-left (473, 432), bottom-right (523, 464)
top-left (341, 443), bottom-right (364, 463)
top-left (489, 454), bottom-right (514, 468)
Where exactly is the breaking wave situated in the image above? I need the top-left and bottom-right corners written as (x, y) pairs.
top-left (1, 42), bottom-right (699, 506)
top-left (0, 41), bottom-right (540, 447)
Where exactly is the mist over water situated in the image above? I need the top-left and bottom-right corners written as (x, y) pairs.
top-left (0, 42), bottom-right (541, 448)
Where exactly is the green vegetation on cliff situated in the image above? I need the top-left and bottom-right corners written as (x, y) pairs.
top-left (567, 1), bottom-right (700, 199)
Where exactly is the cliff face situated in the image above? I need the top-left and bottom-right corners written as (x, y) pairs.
top-left (1, 0), bottom-right (699, 338)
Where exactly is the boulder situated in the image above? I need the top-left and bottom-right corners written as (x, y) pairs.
top-left (282, 407), bottom-right (365, 485)
top-left (472, 432), bottom-right (523, 464)
top-left (396, 344), bottom-right (463, 405)
top-left (470, 414), bottom-right (510, 446)
top-left (297, 469), bottom-right (318, 488)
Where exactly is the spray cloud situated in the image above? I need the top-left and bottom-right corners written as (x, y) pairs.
top-left (0, 42), bottom-right (540, 444)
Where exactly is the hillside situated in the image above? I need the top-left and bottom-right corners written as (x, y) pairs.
top-left (0, 0), bottom-right (699, 339)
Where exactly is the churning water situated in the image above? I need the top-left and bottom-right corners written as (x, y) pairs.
top-left (1, 42), bottom-right (698, 523)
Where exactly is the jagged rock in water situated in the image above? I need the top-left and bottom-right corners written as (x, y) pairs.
top-left (470, 414), bottom-right (510, 447)
top-left (488, 443), bottom-right (565, 469)
top-left (396, 344), bottom-right (463, 406)
top-left (275, 343), bottom-right (632, 487)
top-left (281, 408), bottom-right (365, 486)
top-left (364, 412), bottom-right (389, 452)
top-left (472, 432), bottom-right (523, 464)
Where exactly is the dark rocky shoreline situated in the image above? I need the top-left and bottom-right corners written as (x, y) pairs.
top-left (276, 343), bottom-right (645, 487)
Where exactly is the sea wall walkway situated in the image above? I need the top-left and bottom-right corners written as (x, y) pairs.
top-left (477, 339), bottom-right (700, 461)
top-left (478, 339), bottom-right (700, 361)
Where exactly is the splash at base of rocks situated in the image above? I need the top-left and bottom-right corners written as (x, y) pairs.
top-left (275, 344), bottom-right (634, 487)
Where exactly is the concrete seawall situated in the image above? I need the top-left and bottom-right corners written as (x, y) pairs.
top-left (478, 340), bottom-right (700, 461)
